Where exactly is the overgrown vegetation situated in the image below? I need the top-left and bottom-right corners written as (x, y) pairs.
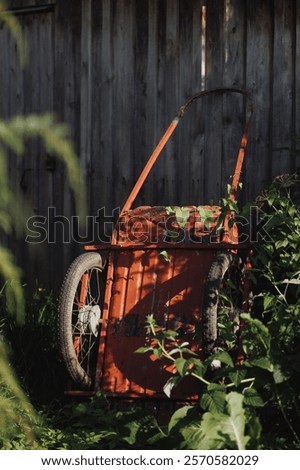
top-left (0, 1), bottom-right (85, 450)
top-left (0, 173), bottom-right (299, 450)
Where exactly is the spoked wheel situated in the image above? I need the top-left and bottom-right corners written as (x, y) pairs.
top-left (58, 252), bottom-right (106, 389)
top-left (202, 251), bottom-right (247, 364)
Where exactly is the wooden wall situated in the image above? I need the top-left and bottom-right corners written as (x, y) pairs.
top-left (0, 0), bottom-right (299, 290)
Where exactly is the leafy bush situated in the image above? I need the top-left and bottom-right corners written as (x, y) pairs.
top-left (134, 173), bottom-right (300, 450)
top-left (35, 395), bottom-right (165, 450)
top-left (2, 173), bottom-right (300, 450)
top-left (249, 173), bottom-right (300, 447)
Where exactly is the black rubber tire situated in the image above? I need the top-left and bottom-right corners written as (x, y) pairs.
top-left (202, 251), bottom-right (243, 357)
top-left (57, 252), bottom-right (106, 389)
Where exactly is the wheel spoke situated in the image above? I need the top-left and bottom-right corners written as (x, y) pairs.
top-left (58, 252), bottom-right (105, 388)
top-left (71, 267), bottom-right (103, 375)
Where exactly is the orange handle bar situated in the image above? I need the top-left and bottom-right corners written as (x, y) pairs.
top-left (121, 87), bottom-right (253, 214)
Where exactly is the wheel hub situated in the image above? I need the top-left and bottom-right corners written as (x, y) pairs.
top-left (78, 305), bottom-right (101, 336)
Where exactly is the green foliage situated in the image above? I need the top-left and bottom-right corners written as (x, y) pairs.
top-left (248, 172), bottom-right (300, 446)
top-left (137, 315), bottom-right (260, 449)
top-left (165, 184), bottom-right (240, 239)
top-left (193, 392), bottom-right (248, 450)
top-left (0, 114), bottom-right (85, 320)
top-left (197, 206), bottom-right (216, 230)
top-left (26, 394), bottom-right (165, 450)
top-left (135, 175), bottom-right (300, 449)
top-left (0, 342), bottom-right (39, 449)
top-left (165, 206), bottom-right (190, 229)
top-left (3, 288), bottom-right (66, 403)
top-left (0, 171), bottom-right (295, 451)
top-left (0, 2), bottom-right (85, 449)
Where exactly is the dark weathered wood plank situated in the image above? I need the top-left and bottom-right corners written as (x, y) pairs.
top-left (52, 1), bottom-right (83, 287)
top-left (157, 0), bottom-right (179, 205)
top-left (203, 0), bottom-right (224, 204)
top-left (245, 0), bottom-right (273, 201)
top-left (111, 0), bottom-right (135, 210)
top-left (133, 0), bottom-right (149, 207)
top-left (37, 12), bottom-right (55, 285)
top-left (80, 0), bottom-right (92, 210)
top-left (91, 0), bottom-right (114, 220)
top-left (295, 0), bottom-right (300, 167)
top-left (153, 0), bottom-right (167, 204)
top-left (271, 0), bottom-right (295, 178)
top-left (145, 0), bottom-right (159, 206)
top-left (177, 0), bottom-right (194, 205)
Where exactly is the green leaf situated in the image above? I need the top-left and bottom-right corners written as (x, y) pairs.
top-left (200, 385), bottom-right (226, 414)
top-left (249, 357), bottom-right (273, 372)
top-left (0, 122), bottom-right (24, 154)
top-left (175, 357), bottom-right (187, 377)
top-left (165, 329), bottom-right (178, 338)
top-left (174, 207), bottom-right (190, 228)
top-left (222, 392), bottom-right (249, 450)
top-left (263, 295), bottom-right (275, 310)
top-left (168, 347), bottom-right (181, 356)
top-left (163, 375), bottom-right (181, 398)
top-left (152, 348), bottom-right (163, 359)
top-left (243, 388), bottom-right (264, 407)
top-left (198, 206), bottom-right (215, 230)
top-left (179, 419), bottom-right (214, 450)
top-left (185, 392), bottom-right (249, 450)
top-left (159, 250), bottom-right (171, 263)
top-left (179, 348), bottom-right (198, 356)
top-left (135, 346), bottom-right (152, 354)
top-left (191, 358), bottom-right (207, 377)
top-left (207, 350), bottom-right (234, 368)
top-left (165, 206), bottom-right (175, 215)
top-left (240, 314), bottom-right (271, 354)
top-left (246, 415), bottom-right (262, 448)
top-left (275, 239), bottom-right (289, 249)
top-left (168, 405), bottom-right (194, 433)
top-left (228, 368), bottom-right (248, 387)
top-left (116, 409), bottom-right (160, 446)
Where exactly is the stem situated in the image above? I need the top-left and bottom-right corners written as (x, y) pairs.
top-left (149, 321), bottom-right (175, 362)
top-left (191, 372), bottom-right (211, 386)
top-left (266, 267), bottom-right (288, 304)
top-left (225, 377), bottom-right (255, 389)
top-left (275, 383), bottom-right (300, 444)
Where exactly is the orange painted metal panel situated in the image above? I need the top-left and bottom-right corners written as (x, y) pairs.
top-left (93, 203), bottom-right (240, 399)
top-left (97, 247), bottom-right (216, 398)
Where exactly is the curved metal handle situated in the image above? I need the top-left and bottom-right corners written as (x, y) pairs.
top-left (177, 87), bottom-right (252, 117)
top-left (120, 87), bottom-right (253, 214)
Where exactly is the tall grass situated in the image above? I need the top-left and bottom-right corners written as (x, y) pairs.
top-left (0, 1), bottom-right (85, 448)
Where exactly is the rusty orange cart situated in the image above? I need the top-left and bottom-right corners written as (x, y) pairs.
top-left (58, 88), bottom-right (253, 401)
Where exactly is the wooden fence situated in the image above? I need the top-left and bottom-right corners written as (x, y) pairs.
top-left (0, 0), bottom-right (299, 290)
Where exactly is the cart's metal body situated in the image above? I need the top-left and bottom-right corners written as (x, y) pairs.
top-left (65, 88), bottom-right (253, 400)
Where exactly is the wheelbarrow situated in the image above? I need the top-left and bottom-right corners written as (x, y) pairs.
top-left (57, 87), bottom-right (253, 402)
